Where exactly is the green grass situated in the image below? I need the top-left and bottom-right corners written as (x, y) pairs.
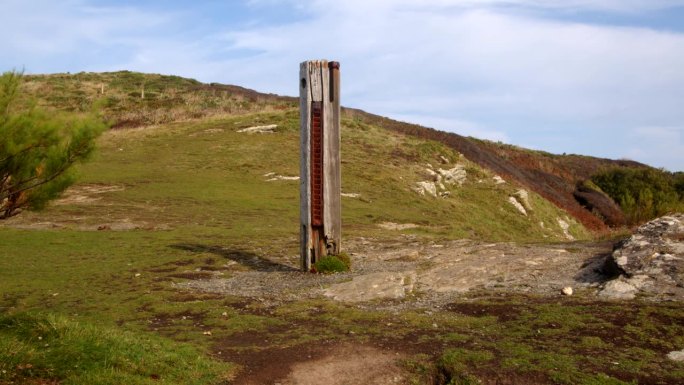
top-left (0, 312), bottom-right (234, 385)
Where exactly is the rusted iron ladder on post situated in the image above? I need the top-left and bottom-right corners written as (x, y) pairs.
top-left (300, 60), bottom-right (341, 271)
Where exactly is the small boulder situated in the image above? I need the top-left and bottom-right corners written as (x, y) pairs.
top-left (667, 349), bottom-right (684, 362)
top-left (561, 287), bottom-right (573, 296)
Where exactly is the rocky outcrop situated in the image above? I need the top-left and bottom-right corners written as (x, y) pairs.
top-left (414, 163), bottom-right (467, 198)
top-left (599, 214), bottom-right (684, 300)
top-left (438, 165), bottom-right (467, 186)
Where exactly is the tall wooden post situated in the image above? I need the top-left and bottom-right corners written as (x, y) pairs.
top-left (300, 60), bottom-right (341, 272)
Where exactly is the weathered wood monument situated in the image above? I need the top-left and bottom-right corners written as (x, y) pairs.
top-left (299, 60), bottom-right (341, 271)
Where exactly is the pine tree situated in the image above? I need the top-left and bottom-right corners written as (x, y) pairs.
top-left (0, 71), bottom-right (106, 218)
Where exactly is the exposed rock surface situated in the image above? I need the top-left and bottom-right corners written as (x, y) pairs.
top-left (515, 189), bottom-right (532, 211)
top-left (323, 271), bottom-right (416, 302)
top-left (668, 349), bottom-right (684, 362)
top-left (179, 238), bottom-right (614, 308)
top-left (437, 165), bottom-right (467, 186)
top-left (414, 181), bottom-right (437, 197)
top-left (508, 197), bottom-right (527, 216)
top-left (599, 214), bottom-right (684, 300)
top-left (557, 218), bottom-right (575, 241)
top-left (341, 192), bottom-right (361, 199)
top-left (414, 163), bottom-right (466, 198)
top-left (237, 124), bottom-right (277, 133)
top-left (263, 172), bottom-right (299, 182)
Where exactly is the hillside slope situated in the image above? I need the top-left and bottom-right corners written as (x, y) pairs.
top-left (19, 71), bottom-right (647, 233)
top-left (346, 109), bottom-right (645, 231)
top-left (2, 107), bottom-right (587, 242)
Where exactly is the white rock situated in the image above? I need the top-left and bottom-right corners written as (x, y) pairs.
top-left (508, 197), bottom-right (527, 216)
top-left (493, 175), bottom-right (506, 184)
top-left (438, 165), bottom-right (467, 186)
top-left (414, 181), bottom-right (437, 197)
top-left (667, 349), bottom-right (684, 362)
top-left (237, 124), bottom-right (277, 133)
top-left (515, 189), bottom-right (532, 211)
top-left (341, 192), bottom-right (361, 198)
top-left (561, 287), bottom-right (573, 296)
top-left (557, 218), bottom-right (575, 241)
top-left (266, 175), bottom-right (299, 182)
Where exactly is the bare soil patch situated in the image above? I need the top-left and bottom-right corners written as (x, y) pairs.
top-left (216, 339), bottom-right (408, 385)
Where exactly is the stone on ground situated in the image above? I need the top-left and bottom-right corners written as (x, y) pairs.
top-left (668, 349), bottom-right (684, 362)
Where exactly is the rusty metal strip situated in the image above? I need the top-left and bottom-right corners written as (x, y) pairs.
top-left (310, 101), bottom-right (324, 227)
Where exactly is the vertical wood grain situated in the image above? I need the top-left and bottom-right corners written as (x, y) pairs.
top-left (300, 60), bottom-right (341, 271)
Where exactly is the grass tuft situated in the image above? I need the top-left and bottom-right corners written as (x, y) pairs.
top-left (314, 254), bottom-right (350, 274)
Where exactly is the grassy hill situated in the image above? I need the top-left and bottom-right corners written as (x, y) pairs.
top-left (3, 71), bottom-right (682, 384)
top-left (13, 71), bottom-right (591, 243)
top-left (21, 71), bottom-right (656, 233)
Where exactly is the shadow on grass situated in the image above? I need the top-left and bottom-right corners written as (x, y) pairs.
top-left (170, 244), bottom-right (298, 272)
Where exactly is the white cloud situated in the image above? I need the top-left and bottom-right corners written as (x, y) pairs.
top-left (2, 0), bottom-right (684, 170)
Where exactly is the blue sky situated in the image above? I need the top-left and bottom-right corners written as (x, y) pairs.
top-left (2, 0), bottom-right (684, 171)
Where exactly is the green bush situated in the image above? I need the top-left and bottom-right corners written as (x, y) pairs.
top-left (591, 167), bottom-right (684, 224)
